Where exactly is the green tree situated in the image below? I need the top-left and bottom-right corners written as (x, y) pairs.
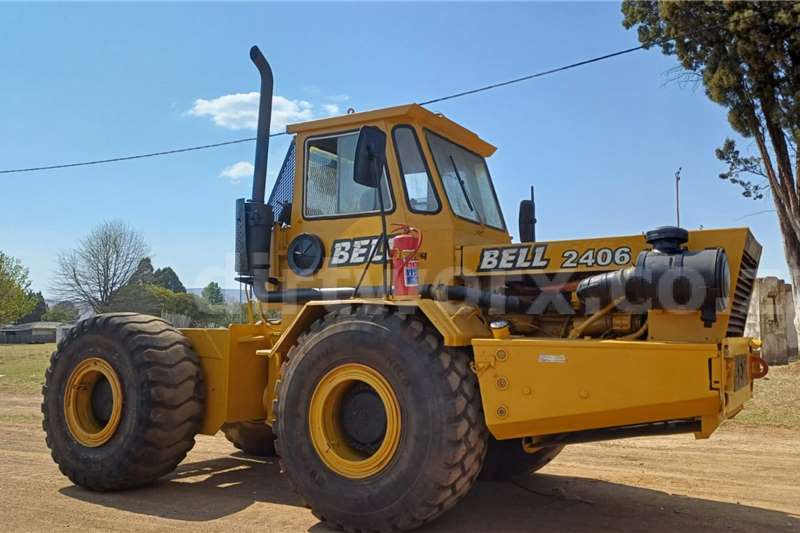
top-left (0, 252), bottom-right (36, 324)
top-left (150, 285), bottom-right (198, 315)
top-left (42, 301), bottom-right (79, 323)
top-left (153, 267), bottom-right (186, 293)
top-left (106, 284), bottom-right (202, 323)
top-left (106, 284), bottom-right (162, 315)
top-left (129, 257), bottom-right (155, 285)
top-left (202, 281), bottom-right (225, 305)
top-left (17, 291), bottom-right (47, 323)
top-left (622, 0), bottom-right (800, 327)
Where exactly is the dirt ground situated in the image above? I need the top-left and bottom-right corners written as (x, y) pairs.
top-left (1, 346), bottom-right (798, 532)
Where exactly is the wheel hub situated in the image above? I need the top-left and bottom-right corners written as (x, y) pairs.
top-left (308, 363), bottom-right (401, 479)
top-left (64, 357), bottom-right (123, 447)
top-left (339, 382), bottom-right (387, 454)
top-left (91, 376), bottom-right (114, 424)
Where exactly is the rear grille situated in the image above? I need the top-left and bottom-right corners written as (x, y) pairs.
top-left (726, 232), bottom-right (761, 337)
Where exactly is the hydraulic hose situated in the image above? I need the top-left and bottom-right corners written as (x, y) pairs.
top-left (568, 296), bottom-right (625, 339)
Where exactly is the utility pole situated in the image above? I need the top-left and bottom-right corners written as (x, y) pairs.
top-left (675, 167), bottom-right (682, 227)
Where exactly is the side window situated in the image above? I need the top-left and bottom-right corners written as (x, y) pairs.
top-left (304, 132), bottom-right (392, 218)
top-left (393, 126), bottom-right (440, 213)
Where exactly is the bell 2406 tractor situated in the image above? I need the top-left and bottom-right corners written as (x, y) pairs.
top-left (43, 47), bottom-right (768, 531)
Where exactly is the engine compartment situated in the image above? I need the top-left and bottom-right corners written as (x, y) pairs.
top-left (452, 226), bottom-right (762, 344)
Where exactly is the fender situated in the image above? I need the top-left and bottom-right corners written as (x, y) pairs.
top-left (270, 298), bottom-right (492, 360)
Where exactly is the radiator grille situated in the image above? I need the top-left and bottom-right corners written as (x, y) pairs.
top-left (726, 233), bottom-right (761, 337)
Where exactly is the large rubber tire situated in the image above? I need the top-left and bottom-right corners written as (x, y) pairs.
top-left (275, 306), bottom-right (487, 532)
top-left (221, 421), bottom-right (276, 457)
top-left (42, 313), bottom-right (205, 491)
top-left (479, 437), bottom-right (563, 481)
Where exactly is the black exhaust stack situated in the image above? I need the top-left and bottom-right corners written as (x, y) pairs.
top-left (235, 46), bottom-right (273, 291)
top-left (249, 46), bottom-right (273, 204)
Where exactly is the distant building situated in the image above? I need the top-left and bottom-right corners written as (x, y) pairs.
top-left (0, 322), bottom-right (63, 344)
top-left (744, 277), bottom-right (799, 365)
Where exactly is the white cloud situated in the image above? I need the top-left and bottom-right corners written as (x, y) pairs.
top-left (273, 96), bottom-right (314, 131)
top-left (190, 93), bottom-right (313, 132)
top-left (190, 91), bottom-right (350, 131)
top-left (322, 104), bottom-right (340, 116)
top-left (220, 161), bottom-right (254, 184)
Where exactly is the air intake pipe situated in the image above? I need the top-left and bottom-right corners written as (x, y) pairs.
top-left (575, 227), bottom-right (730, 327)
top-left (235, 46), bottom-right (273, 299)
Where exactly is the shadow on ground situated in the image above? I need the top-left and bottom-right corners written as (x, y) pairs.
top-left (61, 455), bottom-right (799, 532)
top-left (60, 453), bottom-right (304, 521)
top-left (432, 474), bottom-right (799, 532)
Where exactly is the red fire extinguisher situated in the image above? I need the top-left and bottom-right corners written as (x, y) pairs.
top-left (390, 226), bottom-right (422, 296)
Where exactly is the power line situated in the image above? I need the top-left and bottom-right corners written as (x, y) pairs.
top-left (419, 45), bottom-right (644, 105)
top-left (0, 8), bottom-right (781, 176)
top-left (419, 6), bottom-right (792, 105)
top-left (1, 44), bottom-right (646, 175)
top-left (417, 7), bottom-right (783, 106)
top-left (734, 209), bottom-right (775, 221)
top-left (0, 45), bottom-right (652, 175)
top-left (0, 132), bottom-right (287, 175)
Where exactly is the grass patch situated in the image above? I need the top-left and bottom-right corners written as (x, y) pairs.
top-left (0, 343), bottom-right (54, 395)
top-left (732, 360), bottom-right (800, 428)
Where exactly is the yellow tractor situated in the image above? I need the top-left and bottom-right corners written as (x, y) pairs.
top-left (43, 47), bottom-right (768, 531)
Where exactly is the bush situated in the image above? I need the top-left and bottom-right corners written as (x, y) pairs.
top-left (105, 284), bottom-right (242, 327)
top-left (42, 301), bottom-right (79, 323)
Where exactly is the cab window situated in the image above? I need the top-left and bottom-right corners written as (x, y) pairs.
top-left (304, 132), bottom-right (392, 218)
top-left (426, 131), bottom-right (505, 230)
top-left (393, 126), bottom-right (440, 213)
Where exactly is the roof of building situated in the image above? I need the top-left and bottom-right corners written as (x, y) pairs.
top-left (0, 321), bottom-right (65, 332)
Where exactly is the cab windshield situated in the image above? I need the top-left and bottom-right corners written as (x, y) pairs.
top-left (425, 131), bottom-right (505, 230)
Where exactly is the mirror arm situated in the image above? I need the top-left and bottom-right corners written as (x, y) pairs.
top-left (376, 177), bottom-right (390, 297)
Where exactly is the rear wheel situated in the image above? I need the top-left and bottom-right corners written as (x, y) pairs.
top-left (479, 437), bottom-right (563, 481)
top-left (275, 306), bottom-right (487, 532)
top-left (42, 313), bottom-right (205, 490)
top-left (221, 421), bottom-right (276, 457)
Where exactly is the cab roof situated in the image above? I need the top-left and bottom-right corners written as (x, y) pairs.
top-left (285, 103), bottom-right (496, 157)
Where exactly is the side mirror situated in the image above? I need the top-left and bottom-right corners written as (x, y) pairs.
top-left (518, 199), bottom-right (535, 242)
top-left (353, 126), bottom-right (387, 188)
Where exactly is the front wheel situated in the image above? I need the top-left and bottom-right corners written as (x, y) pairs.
top-left (275, 306), bottom-right (487, 532)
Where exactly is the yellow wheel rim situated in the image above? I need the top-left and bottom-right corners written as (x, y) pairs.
top-left (64, 357), bottom-right (124, 447)
top-left (308, 363), bottom-right (401, 479)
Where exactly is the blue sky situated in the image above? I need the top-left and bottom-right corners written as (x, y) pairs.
top-left (0, 2), bottom-right (787, 295)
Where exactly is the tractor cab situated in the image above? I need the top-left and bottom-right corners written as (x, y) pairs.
top-left (259, 104), bottom-right (512, 295)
